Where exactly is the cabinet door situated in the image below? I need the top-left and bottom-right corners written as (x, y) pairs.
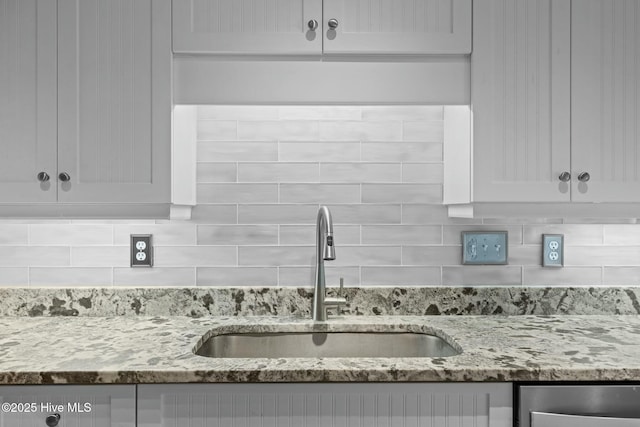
top-left (172, 0), bottom-right (323, 54)
top-left (0, 385), bottom-right (135, 426)
top-left (571, 0), bottom-right (640, 202)
top-left (138, 383), bottom-right (512, 427)
top-left (322, 0), bottom-right (471, 54)
top-left (57, 0), bottom-right (171, 204)
top-left (472, 0), bottom-right (571, 202)
top-left (0, 0), bottom-right (57, 203)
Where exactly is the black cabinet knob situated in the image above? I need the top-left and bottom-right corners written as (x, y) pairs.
top-left (45, 413), bottom-right (60, 427)
top-left (58, 172), bottom-right (71, 182)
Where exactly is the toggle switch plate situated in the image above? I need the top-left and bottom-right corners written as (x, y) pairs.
top-left (542, 234), bottom-right (564, 267)
top-left (461, 231), bottom-right (508, 265)
top-left (131, 234), bottom-right (153, 267)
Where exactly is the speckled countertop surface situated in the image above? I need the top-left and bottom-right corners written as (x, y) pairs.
top-left (2, 314), bottom-right (640, 384)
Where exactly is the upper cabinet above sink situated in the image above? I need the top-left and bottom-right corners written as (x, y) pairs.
top-left (172, 0), bottom-right (471, 55)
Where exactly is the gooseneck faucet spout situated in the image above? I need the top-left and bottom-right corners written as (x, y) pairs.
top-left (312, 206), bottom-right (346, 321)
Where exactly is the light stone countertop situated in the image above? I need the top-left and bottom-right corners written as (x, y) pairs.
top-left (2, 314), bottom-right (640, 384)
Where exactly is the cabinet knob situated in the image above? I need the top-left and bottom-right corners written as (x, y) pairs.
top-left (328, 18), bottom-right (339, 29)
top-left (58, 172), bottom-right (71, 182)
top-left (558, 172), bottom-right (571, 182)
top-left (578, 172), bottom-right (590, 182)
top-left (45, 413), bottom-right (60, 427)
top-left (37, 172), bottom-right (50, 182)
top-left (307, 19), bottom-right (318, 31)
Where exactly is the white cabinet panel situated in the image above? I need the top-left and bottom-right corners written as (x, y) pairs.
top-left (172, 0), bottom-right (470, 55)
top-left (472, 0), bottom-right (571, 202)
top-left (172, 0), bottom-right (323, 54)
top-left (572, 0), bottom-right (640, 202)
top-left (138, 383), bottom-right (512, 427)
top-left (57, 0), bottom-right (171, 204)
top-left (0, 0), bottom-right (57, 203)
top-left (323, 0), bottom-right (471, 54)
top-left (0, 385), bottom-right (135, 427)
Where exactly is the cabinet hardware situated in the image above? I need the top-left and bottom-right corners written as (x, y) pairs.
top-left (58, 172), bottom-right (71, 182)
top-left (45, 413), bottom-right (60, 427)
top-left (307, 19), bottom-right (318, 31)
top-left (558, 172), bottom-right (571, 182)
top-left (37, 172), bottom-right (50, 182)
top-left (328, 18), bottom-right (339, 29)
top-left (578, 172), bottom-right (590, 182)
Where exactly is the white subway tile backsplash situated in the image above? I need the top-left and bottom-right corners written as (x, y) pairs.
top-left (238, 162), bottom-right (319, 183)
top-left (154, 246), bottom-right (237, 267)
top-left (238, 246), bottom-right (314, 266)
top-left (523, 267), bottom-right (603, 286)
top-left (362, 184), bottom-right (441, 203)
top-left (71, 247), bottom-right (128, 267)
top-left (198, 183), bottom-right (279, 204)
top-left (198, 105), bottom-right (278, 120)
top-left (198, 141), bottom-right (278, 162)
top-left (279, 142), bottom-right (360, 162)
top-left (113, 224), bottom-right (197, 246)
top-left (362, 266), bottom-right (441, 286)
top-left (279, 266), bottom-right (360, 287)
top-left (402, 121), bottom-right (444, 142)
top-left (197, 267), bottom-right (277, 286)
top-left (442, 266), bottom-right (522, 286)
top-left (319, 121), bottom-right (402, 141)
top-left (328, 204), bottom-right (402, 225)
top-left (2, 105), bottom-right (635, 287)
top-left (279, 225), bottom-right (361, 245)
top-left (30, 225), bottom-right (113, 246)
top-left (238, 121), bottom-right (319, 141)
top-left (238, 204), bottom-right (319, 225)
top-left (402, 163), bottom-right (443, 183)
top-left (361, 142), bottom-right (442, 162)
top-left (197, 163), bottom-right (237, 183)
top-left (0, 268), bottom-right (28, 285)
top-left (114, 268), bottom-right (196, 286)
top-left (0, 247), bottom-right (69, 267)
top-left (198, 120), bottom-right (237, 140)
top-left (0, 225), bottom-right (28, 245)
top-left (361, 106), bottom-right (443, 121)
top-left (362, 225), bottom-right (442, 245)
top-left (30, 268), bottom-right (113, 286)
top-left (278, 106), bottom-right (361, 120)
top-left (198, 225), bottom-right (278, 245)
top-left (280, 184), bottom-right (360, 204)
top-left (319, 163), bottom-right (400, 183)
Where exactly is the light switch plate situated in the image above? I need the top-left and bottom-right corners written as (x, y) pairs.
top-left (461, 231), bottom-right (508, 265)
top-left (131, 234), bottom-right (153, 267)
top-left (542, 234), bottom-right (564, 267)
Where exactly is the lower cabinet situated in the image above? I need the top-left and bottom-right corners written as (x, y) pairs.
top-left (138, 383), bottom-right (512, 427)
top-left (0, 385), bottom-right (135, 427)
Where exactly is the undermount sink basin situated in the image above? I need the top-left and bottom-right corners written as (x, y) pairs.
top-left (194, 331), bottom-right (461, 358)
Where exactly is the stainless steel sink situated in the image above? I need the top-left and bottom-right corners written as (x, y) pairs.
top-left (194, 331), bottom-right (461, 358)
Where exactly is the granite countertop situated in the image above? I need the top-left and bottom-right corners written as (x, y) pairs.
top-left (2, 314), bottom-right (640, 384)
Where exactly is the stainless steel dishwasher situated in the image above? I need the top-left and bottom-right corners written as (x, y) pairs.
top-left (518, 384), bottom-right (640, 427)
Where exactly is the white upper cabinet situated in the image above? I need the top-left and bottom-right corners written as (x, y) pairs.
top-left (57, 0), bottom-right (171, 204)
top-left (571, 0), bottom-right (640, 202)
top-left (172, 0), bottom-right (471, 55)
top-left (0, 0), bottom-right (171, 206)
top-left (471, 0), bottom-right (640, 204)
top-left (0, 0), bottom-right (57, 203)
top-left (472, 0), bottom-right (571, 202)
top-left (323, 0), bottom-right (471, 54)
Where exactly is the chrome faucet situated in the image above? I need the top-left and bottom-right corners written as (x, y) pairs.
top-left (312, 206), bottom-right (346, 321)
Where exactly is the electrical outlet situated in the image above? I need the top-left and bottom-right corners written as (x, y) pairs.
top-left (542, 234), bottom-right (564, 267)
top-left (462, 231), bottom-right (508, 265)
top-left (131, 234), bottom-right (153, 267)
